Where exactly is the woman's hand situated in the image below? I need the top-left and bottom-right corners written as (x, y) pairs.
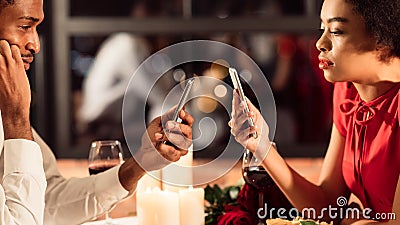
top-left (228, 91), bottom-right (272, 158)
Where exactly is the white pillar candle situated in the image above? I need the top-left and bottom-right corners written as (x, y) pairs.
top-left (136, 188), bottom-right (157, 225)
top-left (136, 187), bottom-right (180, 225)
top-left (179, 186), bottom-right (205, 225)
top-left (162, 145), bottom-right (193, 192)
top-left (137, 170), bottom-right (162, 193)
top-left (154, 189), bottom-right (180, 225)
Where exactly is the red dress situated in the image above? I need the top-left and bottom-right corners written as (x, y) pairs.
top-left (333, 82), bottom-right (400, 219)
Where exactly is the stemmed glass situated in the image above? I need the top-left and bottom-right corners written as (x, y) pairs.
top-left (88, 140), bottom-right (124, 225)
top-left (242, 149), bottom-right (273, 225)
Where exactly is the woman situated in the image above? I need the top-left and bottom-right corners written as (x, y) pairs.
top-left (229, 0), bottom-right (400, 224)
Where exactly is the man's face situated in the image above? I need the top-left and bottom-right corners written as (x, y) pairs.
top-left (0, 0), bottom-right (44, 70)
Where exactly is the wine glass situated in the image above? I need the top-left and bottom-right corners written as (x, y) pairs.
top-left (242, 149), bottom-right (274, 225)
top-left (88, 140), bottom-right (124, 225)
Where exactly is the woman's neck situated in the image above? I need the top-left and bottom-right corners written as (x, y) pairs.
top-left (353, 82), bottom-right (397, 102)
top-left (353, 57), bottom-right (400, 102)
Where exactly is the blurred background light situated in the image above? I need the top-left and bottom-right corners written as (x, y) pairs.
top-left (214, 84), bottom-right (227, 98)
top-left (196, 97), bottom-right (218, 113)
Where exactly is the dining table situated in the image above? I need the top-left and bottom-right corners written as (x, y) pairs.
top-left (56, 157), bottom-right (324, 224)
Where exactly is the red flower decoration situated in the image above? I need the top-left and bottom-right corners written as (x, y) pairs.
top-left (217, 183), bottom-right (293, 225)
top-left (217, 205), bottom-right (254, 225)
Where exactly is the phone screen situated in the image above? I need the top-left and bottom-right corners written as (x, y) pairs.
top-left (229, 68), bottom-right (258, 139)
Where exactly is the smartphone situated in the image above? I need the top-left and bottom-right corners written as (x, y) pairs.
top-left (171, 77), bottom-right (195, 122)
top-left (163, 77), bottom-right (195, 145)
top-left (229, 68), bottom-right (258, 139)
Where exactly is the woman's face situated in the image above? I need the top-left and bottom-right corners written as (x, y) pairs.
top-left (316, 0), bottom-right (379, 83)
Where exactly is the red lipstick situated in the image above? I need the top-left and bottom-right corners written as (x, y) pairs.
top-left (318, 57), bottom-right (333, 70)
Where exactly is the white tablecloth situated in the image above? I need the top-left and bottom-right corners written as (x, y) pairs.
top-left (82, 216), bottom-right (138, 225)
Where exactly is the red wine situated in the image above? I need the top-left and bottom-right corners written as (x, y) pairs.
top-left (89, 165), bottom-right (115, 175)
top-left (88, 160), bottom-right (121, 175)
top-left (243, 166), bottom-right (273, 190)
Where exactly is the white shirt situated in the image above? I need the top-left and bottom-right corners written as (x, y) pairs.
top-left (0, 116), bottom-right (46, 225)
top-left (0, 118), bottom-right (129, 225)
top-left (78, 33), bottom-right (170, 152)
top-left (79, 33), bottom-right (152, 124)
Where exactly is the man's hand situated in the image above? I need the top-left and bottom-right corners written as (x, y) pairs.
top-left (119, 108), bottom-right (194, 191)
top-left (135, 108), bottom-right (194, 171)
top-left (0, 40), bottom-right (33, 140)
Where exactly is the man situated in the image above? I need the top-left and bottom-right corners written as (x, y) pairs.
top-left (0, 0), bottom-right (193, 224)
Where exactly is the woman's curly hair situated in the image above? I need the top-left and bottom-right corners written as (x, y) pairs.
top-left (345, 0), bottom-right (400, 59)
